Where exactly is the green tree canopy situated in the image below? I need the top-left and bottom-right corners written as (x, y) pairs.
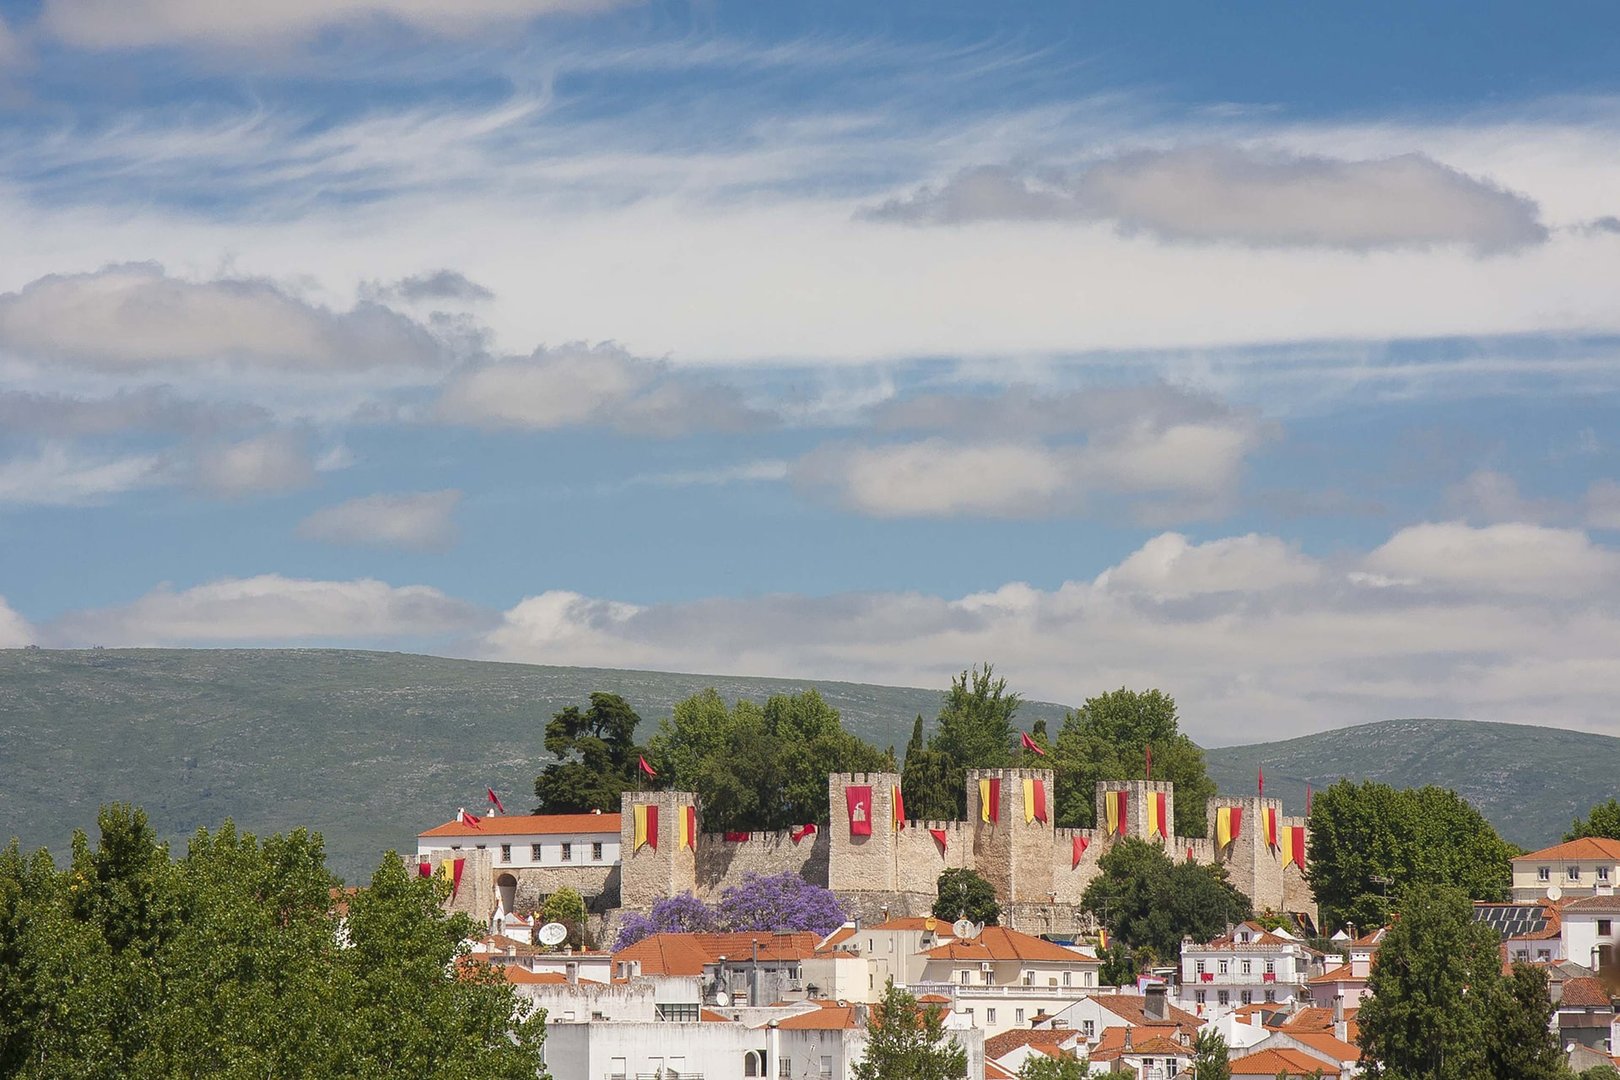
top-left (1306, 780), bottom-right (1514, 932)
top-left (1051, 688), bottom-right (1215, 837)
top-left (540, 887), bottom-right (588, 949)
top-left (853, 979), bottom-right (968, 1080)
top-left (1080, 837), bottom-right (1252, 958)
top-left (533, 692), bottom-right (648, 814)
top-left (647, 689), bottom-right (892, 832)
top-left (931, 868), bottom-right (1002, 926)
top-left (919, 665), bottom-right (1020, 818)
top-left (1016, 1054), bottom-right (1094, 1080)
top-left (1358, 885), bottom-right (1562, 1080)
top-left (1190, 1029), bottom-right (1232, 1080)
top-left (0, 807), bottom-right (548, 1080)
top-left (1568, 798), bottom-right (1620, 841)
top-left (901, 715), bottom-right (959, 822)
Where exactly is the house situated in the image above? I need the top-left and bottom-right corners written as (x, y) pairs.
top-left (1556, 975), bottom-right (1618, 1056)
top-left (1044, 985), bottom-right (1201, 1048)
top-left (1175, 921), bottom-right (1325, 1018)
top-left (1558, 894), bottom-right (1620, 974)
top-left (613, 931), bottom-right (825, 1007)
top-left (417, 810), bottom-right (623, 912)
top-left (813, 916), bottom-right (956, 1000)
top-left (1229, 1047), bottom-right (1343, 1078)
top-left (1510, 838), bottom-right (1620, 903)
top-left (1242, 1028), bottom-right (1361, 1077)
top-left (1083, 1024), bottom-right (1194, 1079)
top-left (1474, 902), bottom-right (1565, 964)
top-left (982, 1029), bottom-right (1087, 1075)
top-left (911, 925), bottom-right (1103, 1036)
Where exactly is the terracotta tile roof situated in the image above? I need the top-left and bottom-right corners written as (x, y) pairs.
top-left (1560, 977), bottom-right (1617, 1009)
top-left (701, 1009), bottom-right (735, 1022)
top-left (1093, 994), bottom-right (1202, 1029)
top-left (1308, 964), bottom-right (1365, 985)
top-left (420, 812), bottom-right (621, 838)
top-left (1563, 895), bottom-right (1620, 914)
top-left (917, 993), bottom-right (952, 1004)
top-left (819, 927), bottom-right (856, 950)
top-left (1281, 1005), bottom-right (1357, 1032)
top-left (1285, 1031), bottom-right (1360, 1060)
top-left (1515, 837), bottom-right (1620, 863)
top-left (1089, 1031), bottom-right (1190, 1062)
top-left (776, 1004), bottom-right (861, 1030)
top-left (872, 916), bottom-right (946, 931)
top-left (612, 931), bottom-right (823, 976)
top-left (1232, 1048), bottom-right (1342, 1077)
top-left (984, 1062), bottom-right (1017, 1080)
top-left (984, 1029), bottom-right (1074, 1060)
top-left (922, 926), bottom-right (1096, 964)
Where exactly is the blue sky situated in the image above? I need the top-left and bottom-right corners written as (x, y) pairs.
top-left (3, 0), bottom-right (1620, 744)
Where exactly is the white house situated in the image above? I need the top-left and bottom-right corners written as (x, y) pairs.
top-left (1511, 838), bottom-right (1620, 903)
top-left (417, 811), bottom-right (622, 869)
top-left (1560, 894), bottom-right (1620, 974)
top-left (1176, 921), bottom-right (1325, 1018)
top-left (910, 926), bottom-right (1104, 1037)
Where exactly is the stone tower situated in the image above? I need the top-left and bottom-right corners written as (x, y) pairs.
top-left (1207, 795), bottom-right (1289, 916)
top-left (1095, 780), bottom-right (1178, 846)
top-left (968, 768), bottom-right (1056, 904)
top-left (827, 772), bottom-right (903, 893)
top-left (619, 789), bottom-right (698, 910)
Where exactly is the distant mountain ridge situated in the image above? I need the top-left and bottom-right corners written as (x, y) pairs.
top-left (0, 649), bottom-right (1609, 879)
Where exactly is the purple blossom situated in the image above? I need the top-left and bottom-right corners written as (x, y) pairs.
top-left (613, 891), bottom-right (717, 950)
top-left (716, 872), bottom-right (848, 936)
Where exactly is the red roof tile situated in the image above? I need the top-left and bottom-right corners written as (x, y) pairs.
top-left (923, 926), bottom-right (1096, 964)
top-left (1232, 1048), bottom-right (1342, 1077)
top-left (1561, 977), bottom-right (1617, 1009)
top-left (420, 812), bottom-right (621, 838)
top-left (612, 932), bottom-right (823, 976)
top-left (1515, 837), bottom-right (1620, 863)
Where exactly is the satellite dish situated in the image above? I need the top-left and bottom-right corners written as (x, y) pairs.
top-left (715, 992), bottom-right (730, 1007)
top-left (1547, 885), bottom-right (1563, 902)
top-left (952, 919), bottom-right (976, 940)
top-left (538, 922), bottom-right (568, 947)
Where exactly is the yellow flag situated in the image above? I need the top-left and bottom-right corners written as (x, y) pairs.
top-left (1098, 929), bottom-right (1109, 950)
top-left (1104, 790), bottom-right (1120, 835)
top-left (1146, 794), bottom-right (1162, 838)
top-left (1022, 779), bottom-right (1036, 824)
top-left (678, 806), bottom-right (692, 850)
top-left (437, 859), bottom-right (451, 881)
top-left (979, 779), bottom-right (993, 823)
top-left (633, 804), bottom-right (648, 851)
top-left (1216, 806), bottom-right (1232, 848)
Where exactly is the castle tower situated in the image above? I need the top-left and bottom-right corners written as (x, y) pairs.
top-left (968, 768), bottom-right (1056, 904)
top-left (1207, 795), bottom-right (1288, 916)
top-left (619, 789), bottom-right (698, 910)
top-left (827, 772), bottom-right (902, 893)
top-left (1095, 780), bottom-right (1178, 846)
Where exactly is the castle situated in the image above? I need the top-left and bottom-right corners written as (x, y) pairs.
top-left (421, 769), bottom-right (1315, 935)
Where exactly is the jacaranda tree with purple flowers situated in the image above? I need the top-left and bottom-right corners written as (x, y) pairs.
top-left (716, 872), bottom-right (848, 936)
top-left (613, 891), bottom-right (717, 950)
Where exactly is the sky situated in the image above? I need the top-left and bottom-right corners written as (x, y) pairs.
top-left (3, 1), bottom-right (1620, 745)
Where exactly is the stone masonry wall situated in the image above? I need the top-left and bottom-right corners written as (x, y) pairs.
top-left (694, 827), bottom-right (830, 899)
top-left (619, 789), bottom-right (697, 910)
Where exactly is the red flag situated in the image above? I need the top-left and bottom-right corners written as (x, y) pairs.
top-left (893, 786), bottom-right (907, 829)
top-left (1072, 834), bottom-right (1089, 868)
top-left (929, 828), bottom-right (948, 851)
top-left (1020, 731), bottom-right (1046, 756)
top-left (451, 857), bottom-right (465, 899)
top-left (458, 809), bottom-right (482, 828)
top-left (1258, 766), bottom-right (1264, 797)
top-left (418, 861), bottom-right (432, 878)
top-left (1187, 845), bottom-right (1194, 862)
top-left (639, 756), bottom-right (658, 779)
top-left (724, 831), bottom-right (751, 842)
top-left (846, 786), bottom-right (874, 837)
top-left (487, 788), bottom-right (505, 814)
top-left (1145, 743), bottom-right (1152, 779)
top-left (790, 823), bottom-right (817, 844)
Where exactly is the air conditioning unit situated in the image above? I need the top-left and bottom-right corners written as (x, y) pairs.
top-left (980, 962), bottom-right (993, 973)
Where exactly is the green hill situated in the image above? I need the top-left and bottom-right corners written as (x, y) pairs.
top-left (0, 648), bottom-right (1069, 881)
top-left (1204, 718), bottom-right (1620, 850)
top-left (2, 649), bottom-right (1611, 880)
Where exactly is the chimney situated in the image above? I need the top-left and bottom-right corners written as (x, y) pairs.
top-left (566, 962), bottom-right (579, 986)
top-left (855, 1004), bottom-right (870, 1027)
top-left (1144, 984), bottom-right (1168, 1022)
top-left (1123, 1027), bottom-right (1133, 1052)
top-left (1333, 995), bottom-right (1347, 1043)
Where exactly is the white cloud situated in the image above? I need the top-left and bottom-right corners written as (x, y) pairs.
top-left (1585, 481), bottom-right (1620, 531)
top-left (435, 342), bottom-right (772, 436)
top-left (192, 431), bottom-right (316, 497)
top-left (1095, 532), bottom-right (1320, 599)
top-left (40, 0), bottom-right (628, 48)
top-left (0, 388), bottom-right (267, 437)
top-left (361, 270), bottom-right (493, 306)
top-left (868, 148), bottom-right (1549, 253)
top-left (47, 574), bottom-right (490, 645)
top-left (0, 596), bottom-right (37, 647)
top-left (0, 264), bottom-right (444, 374)
top-left (1443, 469), bottom-right (1562, 525)
top-left (0, 443), bottom-right (166, 506)
top-left (297, 490), bottom-right (462, 551)
top-left (473, 523), bottom-right (1620, 740)
top-left (1362, 521), bottom-right (1620, 597)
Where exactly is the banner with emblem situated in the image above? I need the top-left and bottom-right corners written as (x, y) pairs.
top-left (846, 785), bottom-right (874, 836)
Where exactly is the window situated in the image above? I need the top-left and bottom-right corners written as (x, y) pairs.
top-left (656, 1003), bottom-right (700, 1021)
top-left (1601, 866), bottom-right (1612, 882)
top-left (1023, 972), bottom-right (1034, 986)
top-left (779, 1054), bottom-right (790, 1078)
top-left (500, 844), bottom-right (511, 863)
top-left (983, 969), bottom-right (993, 985)
top-left (1062, 971), bottom-right (1071, 987)
top-left (1218, 960), bottom-right (1229, 975)
top-left (530, 843), bottom-right (542, 861)
top-left (1570, 866), bottom-right (1582, 881)
top-left (1537, 949), bottom-right (1551, 961)
top-left (1195, 990), bottom-right (1206, 1005)
top-left (987, 1008), bottom-right (997, 1024)
top-left (1016, 1009), bottom-right (1025, 1023)
top-left (1264, 960), bottom-right (1275, 974)
top-left (744, 1052), bottom-right (763, 1078)
top-left (1240, 990), bottom-right (1253, 1004)
top-left (820, 1056), bottom-right (832, 1078)
top-left (1599, 920), bottom-right (1613, 936)
top-left (1217, 991), bottom-right (1230, 1006)
top-left (1195, 960), bottom-right (1206, 975)
top-left (1539, 866), bottom-right (1551, 882)
top-left (963, 1009), bottom-right (975, 1026)
top-left (475, 844), bottom-right (485, 850)
top-left (1240, 960), bottom-right (1252, 975)
top-left (610, 1058), bottom-right (628, 1080)
top-left (1081, 1020), bottom-right (1095, 1038)
top-left (561, 842), bottom-right (572, 862)
top-left (959, 970), bottom-right (970, 985)
top-left (1264, 989), bottom-right (1276, 1002)
top-left (592, 841), bottom-right (604, 861)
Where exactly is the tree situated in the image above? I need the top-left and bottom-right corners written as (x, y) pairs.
top-left (1080, 838), bottom-right (1252, 959)
top-left (716, 872), bottom-right (848, 936)
top-left (648, 689), bottom-right (891, 832)
top-left (1098, 942), bottom-right (1137, 987)
top-left (1580, 1068), bottom-right (1620, 1080)
top-left (540, 887), bottom-right (588, 949)
top-left (1356, 885), bottom-right (1504, 1080)
top-left (534, 692), bottom-right (647, 813)
top-left (1017, 1054), bottom-right (1094, 1080)
top-left (1568, 798), bottom-right (1620, 841)
top-left (853, 978), bottom-right (967, 1080)
top-left (902, 716), bottom-right (959, 823)
top-left (1307, 781), bottom-right (1514, 932)
top-left (927, 665), bottom-right (1020, 818)
top-left (1050, 688), bottom-right (1215, 837)
top-left (931, 868), bottom-right (1001, 926)
top-left (1190, 1029), bottom-right (1232, 1080)
top-left (613, 892), bottom-right (717, 950)
top-left (1485, 963), bottom-right (1568, 1080)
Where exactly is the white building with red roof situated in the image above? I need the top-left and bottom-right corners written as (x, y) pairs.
top-left (1175, 921), bottom-right (1326, 1018)
top-left (910, 925), bottom-right (1104, 1036)
top-left (1512, 837), bottom-right (1620, 903)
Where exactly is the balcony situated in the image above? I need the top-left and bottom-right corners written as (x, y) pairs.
top-left (911, 982), bottom-right (1095, 1000)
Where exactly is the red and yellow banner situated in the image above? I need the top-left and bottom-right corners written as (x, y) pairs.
top-left (680, 805), bottom-right (697, 850)
top-left (633, 803), bottom-right (659, 851)
top-left (846, 785), bottom-right (874, 836)
top-left (1263, 807), bottom-right (1278, 850)
top-left (893, 786), bottom-right (906, 829)
top-left (451, 856), bottom-right (465, 899)
top-left (1022, 778), bottom-right (1049, 824)
top-left (1283, 826), bottom-right (1306, 870)
top-left (1146, 791), bottom-right (1168, 838)
top-left (1216, 806), bottom-right (1243, 848)
top-left (1104, 789), bottom-right (1128, 835)
top-left (979, 778), bottom-right (1002, 823)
